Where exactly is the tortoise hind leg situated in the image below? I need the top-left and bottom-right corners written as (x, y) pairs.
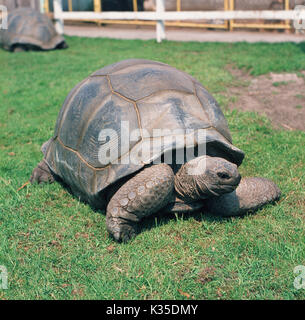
top-left (30, 160), bottom-right (54, 184)
top-left (205, 177), bottom-right (281, 216)
top-left (12, 45), bottom-right (27, 52)
top-left (106, 164), bottom-right (174, 242)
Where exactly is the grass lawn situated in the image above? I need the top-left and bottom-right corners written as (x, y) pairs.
top-left (0, 36), bottom-right (304, 300)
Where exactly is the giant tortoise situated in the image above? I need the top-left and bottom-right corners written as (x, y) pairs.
top-left (0, 8), bottom-right (67, 52)
top-left (30, 59), bottom-right (281, 242)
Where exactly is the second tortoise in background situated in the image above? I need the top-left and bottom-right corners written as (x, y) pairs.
top-left (0, 7), bottom-right (68, 52)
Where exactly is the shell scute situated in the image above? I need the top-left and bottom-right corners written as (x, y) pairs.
top-left (109, 63), bottom-right (194, 101)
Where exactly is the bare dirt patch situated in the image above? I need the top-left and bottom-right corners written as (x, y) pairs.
top-left (226, 68), bottom-right (305, 131)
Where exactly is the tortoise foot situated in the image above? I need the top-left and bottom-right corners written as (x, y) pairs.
top-left (30, 160), bottom-right (54, 184)
top-left (106, 164), bottom-right (174, 242)
top-left (106, 216), bottom-right (138, 243)
top-left (13, 45), bottom-right (27, 52)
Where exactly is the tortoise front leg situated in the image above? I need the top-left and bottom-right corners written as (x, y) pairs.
top-left (30, 160), bottom-right (54, 184)
top-left (106, 164), bottom-right (174, 242)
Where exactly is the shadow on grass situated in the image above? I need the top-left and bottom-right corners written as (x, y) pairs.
top-left (139, 207), bottom-right (249, 238)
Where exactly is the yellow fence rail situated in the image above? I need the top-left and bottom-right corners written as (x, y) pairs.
top-left (229, 0), bottom-right (291, 30)
top-left (44, 0), bottom-right (292, 31)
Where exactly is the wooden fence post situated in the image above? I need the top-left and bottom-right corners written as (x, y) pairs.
top-left (54, 0), bottom-right (64, 35)
top-left (43, 0), bottom-right (49, 14)
top-left (94, 0), bottom-right (102, 26)
top-left (156, 0), bottom-right (166, 43)
top-left (229, 0), bottom-right (234, 31)
top-left (285, 0), bottom-right (290, 31)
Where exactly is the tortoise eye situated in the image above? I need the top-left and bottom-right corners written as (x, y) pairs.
top-left (217, 172), bottom-right (230, 179)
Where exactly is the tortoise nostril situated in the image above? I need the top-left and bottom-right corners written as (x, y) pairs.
top-left (217, 172), bottom-right (230, 180)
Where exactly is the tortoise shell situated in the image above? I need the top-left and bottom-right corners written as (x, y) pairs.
top-left (0, 8), bottom-right (66, 51)
top-left (43, 59), bottom-right (244, 203)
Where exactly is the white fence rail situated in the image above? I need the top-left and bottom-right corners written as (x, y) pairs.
top-left (53, 0), bottom-right (305, 42)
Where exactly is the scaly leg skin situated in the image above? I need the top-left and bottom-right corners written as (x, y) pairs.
top-left (30, 160), bottom-right (55, 184)
top-left (205, 177), bottom-right (281, 216)
top-left (106, 164), bottom-right (175, 242)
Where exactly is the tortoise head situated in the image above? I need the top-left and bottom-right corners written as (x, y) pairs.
top-left (174, 155), bottom-right (241, 201)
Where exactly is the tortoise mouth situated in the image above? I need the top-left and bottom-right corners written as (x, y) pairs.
top-left (199, 182), bottom-right (237, 198)
top-left (219, 182), bottom-right (239, 191)
top-left (220, 179), bottom-right (241, 187)
top-left (217, 170), bottom-right (241, 187)
top-left (212, 177), bottom-right (241, 195)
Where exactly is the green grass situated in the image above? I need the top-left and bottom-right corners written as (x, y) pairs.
top-left (295, 94), bottom-right (305, 100)
top-left (0, 37), bottom-right (304, 300)
top-left (272, 81), bottom-right (290, 87)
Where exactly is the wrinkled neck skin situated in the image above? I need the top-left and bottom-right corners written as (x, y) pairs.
top-left (174, 155), bottom-right (241, 202)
